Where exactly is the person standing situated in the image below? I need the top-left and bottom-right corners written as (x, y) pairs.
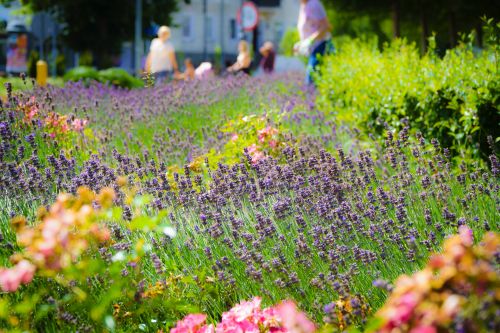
top-left (145, 26), bottom-right (179, 83)
top-left (296, 0), bottom-right (333, 85)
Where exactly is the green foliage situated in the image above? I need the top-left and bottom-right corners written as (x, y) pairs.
top-left (98, 68), bottom-right (144, 89)
top-left (78, 50), bottom-right (93, 67)
top-left (63, 66), bottom-right (99, 83)
top-left (317, 37), bottom-right (500, 161)
top-left (214, 45), bottom-right (222, 73)
top-left (64, 67), bottom-right (144, 89)
top-left (279, 28), bottom-right (300, 56)
top-left (3, 0), bottom-right (188, 68)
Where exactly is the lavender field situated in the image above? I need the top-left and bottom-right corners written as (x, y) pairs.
top-left (0, 64), bottom-right (498, 332)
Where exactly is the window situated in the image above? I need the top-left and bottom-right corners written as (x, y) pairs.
top-left (181, 16), bottom-right (193, 40)
top-left (229, 18), bottom-right (237, 40)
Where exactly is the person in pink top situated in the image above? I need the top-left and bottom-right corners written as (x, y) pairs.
top-left (295, 0), bottom-right (333, 85)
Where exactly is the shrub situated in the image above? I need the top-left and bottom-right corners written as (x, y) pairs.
top-left (371, 227), bottom-right (500, 332)
top-left (317, 37), bottom-right (500, 161)
top-left (64, 67), bottom-right (144, 89)
top-left (279, 28), bottom-right (300, 56)
top-left (98, 67), bottom-right (144, 89)
top-left (64, 66), bottom-right (99, 83)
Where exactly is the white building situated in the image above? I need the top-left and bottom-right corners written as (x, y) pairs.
top-left (168, 0), bottom-right (301, 65)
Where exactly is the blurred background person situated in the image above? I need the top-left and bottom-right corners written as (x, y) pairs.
top-left (195, 62), bottom-right (214, 80)
top-left (227, 40), bottom-right (252, 75)
top-left (181, 58), bottom-right (195, 81)
top-left (145, 26), bottom-right (179, 83)
top-left (295, 0), bottom-right (333, 85)
top-left (259, 42), bottom-right (276, 74)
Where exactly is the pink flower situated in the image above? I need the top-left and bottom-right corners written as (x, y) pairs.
top-left (274, 301), bottom-right (316, 333)
top-left (222, 297), bottom-right (262, 322)
top-left (251, 151), bottom-right (266, 164)
top-left (0, 260), bottom-right (36, 292)
top-left (257, 126), bottom-right (278, 143)
top-left (27, 105), bottom-right (38, 121)
top-left (217, 298), bottom-right (264, 333)
top-left (388, 292), bottom-right (419, 326)
top-left (410, 326), bottom-right (437, 333)
top-left (230, 133), bottom-right (239, 142)
top-left (458, 225), bottom-right (473, 246)
top-left (246, 144), bottom-right (267, 164)
top-left (268, 140), bottom-right (278, 148)
top-left (247, 144), bottom-right (259, 154)
top-left (215, 320), bottom-right (259, 333)
top-left (198, 324), bottom-right (215, 333)
top-left (172, 314), bottom-right (209, 333)
top-left (72, 118), bottom-right (88, 132)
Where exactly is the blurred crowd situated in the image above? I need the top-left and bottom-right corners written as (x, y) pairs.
top-left (146, 0), bottom-right (332, 86)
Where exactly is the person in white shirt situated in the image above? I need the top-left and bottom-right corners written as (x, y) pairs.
top-left (145, 26), bottom-right (179, 83)
top-left (227, 40), bottom-right (252, 75)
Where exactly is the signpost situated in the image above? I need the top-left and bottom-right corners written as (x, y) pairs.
top-left (237, 1), bottom-right (259, 32)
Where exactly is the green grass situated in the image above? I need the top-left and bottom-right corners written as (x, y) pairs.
top-left (0, 77), bottom-right (64, 96)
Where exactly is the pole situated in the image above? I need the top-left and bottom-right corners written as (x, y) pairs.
top-left (51, 23), bottom-right (57, 77)
top-left (40, 13), bottom-right (45, 59)
top-left (239, 0), bottom-right (245, 40)
top-left (220, 0), bottom-right (225, 67)
top-left (203, 0), bottom-right (207, 60)
top-left (134, 0), bottom-right (143, 75)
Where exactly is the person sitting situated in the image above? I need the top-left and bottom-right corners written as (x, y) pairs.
top-left (227, 40), bottom-right (252, 75)
top-left (195, 62), bottom-right (214, 80)
top-left (182, 58), bottom-right (195, 81)
top-left (259, 41), bottom-right (276, 74)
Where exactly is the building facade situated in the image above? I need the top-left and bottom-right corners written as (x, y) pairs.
top-left (168, 0), bottom-right (301, 66)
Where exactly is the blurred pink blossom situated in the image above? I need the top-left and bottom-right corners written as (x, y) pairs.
top-left (171, 314), bottom-right (213, 333)
top-left (72, 118), bottom-right (88, 132)
top-left (0, 260), bottom-right (36, 292)
top-left (275, 301), bottom-right (316, 333)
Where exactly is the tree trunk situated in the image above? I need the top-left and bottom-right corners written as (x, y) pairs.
top-left (392, 0), bottom-right (401, 38)
top-left (420, 5), bottom-right (429, 53)
top-left (448, 8), bottom-right (457, 47)
top-left (476, 22), bottom-right (483, 48)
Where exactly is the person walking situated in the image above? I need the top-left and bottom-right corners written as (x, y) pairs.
top-left (227, 40), bottom-right (252, 75)
top-left (145, 26), bottom-right (179, 83)
top-left (295, 0), bottom-right (333, 85)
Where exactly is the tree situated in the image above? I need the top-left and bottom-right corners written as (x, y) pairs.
top-left (1, 0), bottom-right (190, 67)
top-left (326, 0), bottom-right (402, 38)
top-left (324, 0), bottom-right (500, 51)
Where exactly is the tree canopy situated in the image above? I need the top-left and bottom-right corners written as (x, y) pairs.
top-left (1, 0), bottom-right (189, 67)
top-left (324, 0), bottom-right (500, 50)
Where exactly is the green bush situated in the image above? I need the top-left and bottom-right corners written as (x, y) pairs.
top-left (279, 28), bottom-right (300, 56)
top-left (317, 37), bottom-right (500, 161)
top-left (98, 67), bottom-right (144, 89)
top-left (64, 66), bottom-right (99, 83)
top-left (64, 67), bottom-right (144, 89)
